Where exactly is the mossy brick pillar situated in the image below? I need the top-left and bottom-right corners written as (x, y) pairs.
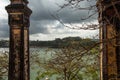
top-left (5, 0), bottom-right (32, 80)
top-left (97, 0), bottom-right (120, 80)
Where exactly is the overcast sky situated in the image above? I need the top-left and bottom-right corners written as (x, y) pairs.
top-left (0, 0), bottom-right (98, 41)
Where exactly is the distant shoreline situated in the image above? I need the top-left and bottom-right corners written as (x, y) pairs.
top-left (0, 37), bottom-right (98, 48)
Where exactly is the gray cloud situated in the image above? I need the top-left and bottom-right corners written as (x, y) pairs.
top-left (30, 20), bottom-right (53, 34)
top-left (0, 0), bottom-right (97, 40)
top-left (29, 0), bottom-right (97, 22)
top-left (29, 0), bottom-right (59, 21)
top-left (0, 19), bottom-right (9, 38)
top-left (28, 0), bottom-right (97, 36)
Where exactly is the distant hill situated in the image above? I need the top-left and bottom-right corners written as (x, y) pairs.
top-left (0, 37), bottom-right (99, 48)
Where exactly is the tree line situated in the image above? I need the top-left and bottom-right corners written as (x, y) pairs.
top-left (0, 37), bottom-right (98, 48)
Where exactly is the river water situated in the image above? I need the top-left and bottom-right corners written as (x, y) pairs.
top-left (0, 48), bottom-right (99, 80)
top-left (0, 48), bottom-right (55, 80)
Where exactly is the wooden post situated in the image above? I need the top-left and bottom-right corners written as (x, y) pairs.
top-left (5, 0), bottom-right (32, 80)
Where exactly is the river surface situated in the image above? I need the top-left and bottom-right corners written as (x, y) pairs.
top-left (0, 48), bottom-right (56, 80)
top-left (0, 48), bottom-right (99, 80)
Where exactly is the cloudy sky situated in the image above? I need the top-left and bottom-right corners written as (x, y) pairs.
top-left (0, 0), bottom-right (98, 41)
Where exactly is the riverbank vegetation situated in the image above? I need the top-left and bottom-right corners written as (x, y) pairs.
top-left (0, 37), bottom-right (99, 80)
top-left (0, 37), bottom-right (98, 48)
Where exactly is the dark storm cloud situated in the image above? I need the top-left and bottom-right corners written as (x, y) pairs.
top-left (30, 20), bottom-right (51, 34)
top-left (29, 0), bottom-right (59, 21)
top-left (0, 0), bottom-right (97, 39)
top-left (28, 0), bottom-right (97, 35)
top-left (29, 0), bottom-right (97, 23)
